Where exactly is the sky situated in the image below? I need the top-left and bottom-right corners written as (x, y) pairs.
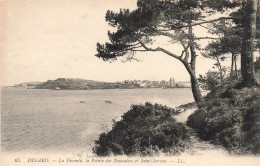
top-left (0, 0), bottom-right (235, 86)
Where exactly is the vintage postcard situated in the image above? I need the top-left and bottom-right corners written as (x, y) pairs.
top-left (1, 0), bottom-right (260, 166)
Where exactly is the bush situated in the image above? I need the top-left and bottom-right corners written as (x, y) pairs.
top-left (198, 70), bottom-right (222, 93)
top-left (242, 102), bottom-right (260, 154)
top-left (187, 86), bottom-right (260, 155)
top-left (93, 102), bottom-right (190, 156)
top-left (216, 124), bottom-right (243, 154)
top-left (187, 109), bottom-right (207, 130)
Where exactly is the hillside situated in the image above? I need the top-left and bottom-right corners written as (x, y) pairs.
top-left (93, 102), bottom-right (190, 156)
top-left (186, 63), bottom-right (260, 155)
top-left (35, 78), bottom-right (107, 90)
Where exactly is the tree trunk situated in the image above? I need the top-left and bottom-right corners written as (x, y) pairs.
top-left (182, 61), bottom-right (204, 108)
top-left (234, 54), bottom-right (239, 80)
top-left (188, 22), bottom-right (196, 72)
top-left (230, 53), bottom-right (234, 78)
top-left (190, 72), bottom-right (204, 107)
top-left (241, 0), bottom-right (259, 87)
top-left (187, 23), bottom-right (204, 108)
top-left (216, 57), bottom-right (224, 85)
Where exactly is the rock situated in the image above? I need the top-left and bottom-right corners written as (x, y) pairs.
top-left (105, 100), bottom-right (113, 104)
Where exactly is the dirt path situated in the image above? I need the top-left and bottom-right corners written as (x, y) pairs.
top-left (174, 108), bottom-right (228, 156)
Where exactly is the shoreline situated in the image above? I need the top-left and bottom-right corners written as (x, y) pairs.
top-left (5, 86), bottom-right (191, 90)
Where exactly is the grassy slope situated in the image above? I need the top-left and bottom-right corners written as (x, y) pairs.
top-left (35, 78), bottom-right (104, 89)
top-left (92, 60), bottom-right (260, 156)
top-left (187, 65), bottom-right (260, 155)
top-left (93, 102), bottom-right (191, 156)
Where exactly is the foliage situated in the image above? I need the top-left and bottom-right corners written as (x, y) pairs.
top-left (94, 0), bottom-right (250, 104)
top-left (198, 70), bottom-right (222, 93)
top-left (203, 0), bottom-right (260, 86)
top-left (255, 58), bottom-right (260, 81)
top-left (93, 102), bottom-right (190, 156)
top-left (204, 17), bottom-right (243, 54)
top-left (255, 58), bottom-right (260, 71)
top-left (95, 0), bottom-right (243, 62)
top-left (205, 0), bottom-right (260, 57)
top-left (242, 101), bottom-right (260, 154)
top-left (187, 84), bottom-right (260, 154)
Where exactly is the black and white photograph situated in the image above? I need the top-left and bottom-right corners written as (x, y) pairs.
top-left (1, 0), bottom-right (260, 166)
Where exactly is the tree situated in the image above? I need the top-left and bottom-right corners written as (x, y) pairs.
top-left (198, 70), bottom-right (222, 94)
top-left (203, 41), bottom-right (231, 84)
top-left (204, 21), bottom-right (242, 80)
top-left (95, 0), bottom-right (239, 107)
top-left (202, 0), bottom-right (260, 85)
top-left (240, 0), bottom-right (260, 87)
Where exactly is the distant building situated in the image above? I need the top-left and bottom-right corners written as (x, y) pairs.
top-left (139, 82), bottom-right (147, 87)
top-left (169, 77), bottom-right (175, 88)
top-left (159, 80), bottom-right (168, 88)
top-left (13, 82), bottom-right (41, 89)
top-left (176, 81), bottom-right (191, 88)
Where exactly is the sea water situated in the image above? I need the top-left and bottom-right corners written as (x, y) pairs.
top-left (1, 88), bottom-right (193, 153)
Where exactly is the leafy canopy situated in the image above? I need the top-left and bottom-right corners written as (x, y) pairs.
top-left (95, 0), bottom-right (240, 62)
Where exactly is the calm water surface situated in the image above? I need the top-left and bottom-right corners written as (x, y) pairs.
top-left (1, 88), bottom-right (193, 153)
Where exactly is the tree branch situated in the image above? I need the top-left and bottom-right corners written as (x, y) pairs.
top-left (132, 49), bottom-right (152, 52)
top-left (156, 47), bottom-right (182, 60)
top-left (121, 52), bottom-right (141, 62)
top-left (181, 45), bottom-right (189, 58)
top-left (125, 45), bottom-right (142, 51)
top-left (198, 24), bottom-right (216, 32)
top-left (153, 31), bottom-right (176, 39)
top-left (138, 40), bottom-right (151, 50)
top-left (170, 17), bottom-right (235, 29)
top-left (137, 40), bottom-right (181, 60)
top-left (194, 37), bottom-right (219, 40)
top-left (180, 41), bottom-right (189, 61)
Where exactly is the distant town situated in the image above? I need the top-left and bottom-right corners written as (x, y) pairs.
top-left (12, 78), bottom-right (191, 90)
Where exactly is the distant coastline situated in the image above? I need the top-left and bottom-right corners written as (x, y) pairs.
top-left (11, 78), bottom-right (191, 90)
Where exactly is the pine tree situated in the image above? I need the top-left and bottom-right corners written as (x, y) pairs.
top-left (95, 0), bottom-right (240, 106)
top-left (240, 0), bottom-right (260, 87)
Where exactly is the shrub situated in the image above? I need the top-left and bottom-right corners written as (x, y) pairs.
top-left (93, 102), bottom-right (190, 156)
top-left (187, 109), bottom-right (207, 130)
top-left (187, 85), bottom-right (260, 155)
top-left (198, 70), bottom-right (222, 93)
top-left (215, 124), bottom-right (243, 154)
top-left (242, 102), bottom-right (260, 154)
